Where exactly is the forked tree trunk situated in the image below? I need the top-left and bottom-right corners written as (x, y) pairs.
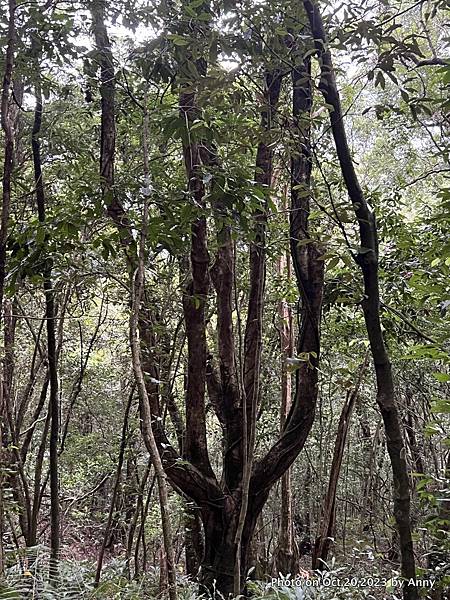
top-left (92, 7), bottom-right (325, 597)
top-left (302, 2), bottom-right (417, 597)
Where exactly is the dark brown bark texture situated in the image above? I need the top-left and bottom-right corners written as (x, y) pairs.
top-left (198, 58), bottom-right (325, 594)
top-left (209, 193), bottom-right (241, 492)
top-left (90, 0), bottom-right (134, 253)
top-left (90, 4), bottom-right (213, 509)
top-left (301, 1), bottom-right (417, 598)
top-left (180, 85), bottom-right (216, 480)
top-left (243, 70), bottom-right (283, 438)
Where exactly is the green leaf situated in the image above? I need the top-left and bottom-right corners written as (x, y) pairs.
top-left (327, 256), bottom-right (340, 270)
top-left (430, 399), bottom-right (450, 414)
top-left (432, 372), bottom-right (450, 383)
top-left (168, 34), bottom-right (190, 46)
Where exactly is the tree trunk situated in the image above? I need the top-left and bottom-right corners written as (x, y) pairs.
top-left (0, 0), bottom-right (15, 312)
top-left (29, 400), bottom-right (51, 546)
top-left (274, 194), bottom-right (296, 575)
top-left (200, 501), bottom-right (254, 598)
top-left (94, 10), bottom-right (326, 598)
top-left (312, 356), bottom-right (368, 569)
top-left (302, 2), bottom-right (417, 597)
top-left (234, 68), bottom-right (283, 596)
top-left (95, 388), bottom-right (134, 585)
top-left (2, 301), bottom-right (32, 546)
top-left (184, 507), bottom-right (203, 577)
top-left (0, 0), bottom-right (16, 575)
top-left (31, 54), bottom-right (60, 577)
top-left (130, 195), bottom-right (177, 600)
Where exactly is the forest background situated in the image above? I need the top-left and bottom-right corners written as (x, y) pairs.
top-left (0, 0), bottom-right (449, 599)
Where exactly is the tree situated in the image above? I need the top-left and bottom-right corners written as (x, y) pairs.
top-left (86, 2), bottom-right (327, 594)
top-left (0, 0), bottom-right (16, 575)
top-left (302, 0), bottom-right (419, 596)
top-left (30, 41), bottom-right (61, 578)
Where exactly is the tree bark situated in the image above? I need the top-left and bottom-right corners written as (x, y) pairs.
top-left (184, 506), bottom-right (203, 577)
top-left (248, 51), bottom-right (323, 503)
top-left (179, 85), bottom-right (215, 479)
top-left (92, 8), bottom-right (327, 596)
top-left (90, 0), bottom-right (134, 253)
top-left (301, 1), bottom-right (418, 597)
top-left (29, 399), bottom-right (51, 547)
top-left (91, 0), bottom-right (224, 512)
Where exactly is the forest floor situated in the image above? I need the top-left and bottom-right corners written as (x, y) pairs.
top-left (0, 540), bottom-right (439, 600)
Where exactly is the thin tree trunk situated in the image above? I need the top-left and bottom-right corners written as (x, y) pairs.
top-left (233, 68), bottom-right (284, 596)
top-left (0, 0), bottom-right (16, 575)
top-left (302, 2), bottom-right (417, 597)
top-left (312, 355), bottom-right (368, 568)
top-left (29, 401), bottom-right (51, 546)
top-left (0, 0), bottom-right (15, 312)
top-left (274, 193), bottom-right (296, 575)
top-left (179, 82), bottom-right (215, 480)
top-left (31, 59), bottom-right (60, 577)
top-left (126, 460), bottom-right (151, 578)
top-left (2, 301), bottom-right (31, 544)
top-left (130, 196), bottom-right (177, 600)
top-left (134, 471), bottom-right (156, 579)
top-left (95, 387), bottom-right (134, 585)
top-left (20, 370), bottom-right (49, 464)
top-left (90, 0), bottom-right (134, 251)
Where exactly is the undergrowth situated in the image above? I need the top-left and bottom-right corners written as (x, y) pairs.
top-left (0, 546), bottom-right (414, 600)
